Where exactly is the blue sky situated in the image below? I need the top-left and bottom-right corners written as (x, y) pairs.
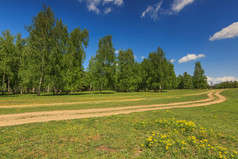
top-left (0, 0), bottom-right (238, 83)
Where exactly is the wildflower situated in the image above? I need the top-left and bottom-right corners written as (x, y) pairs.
top-left (147, 138), bottom-right (152, 141)
top-left (141, 144), bottom-right (144, 147)
top-left (234, 151), bottom-right (237, 154)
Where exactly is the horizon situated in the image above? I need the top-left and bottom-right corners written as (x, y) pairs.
top-left (0, 0), bottom-right (237, 84)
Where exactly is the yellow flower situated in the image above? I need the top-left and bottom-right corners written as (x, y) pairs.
top-left (141, 144), bottom-right (144, 147)
top-left (166, 146), bottom-right (169, 150)
top-left (234, 151), bottom-right (237, 154)
top-left (147, 138), bottom-right (152, 141)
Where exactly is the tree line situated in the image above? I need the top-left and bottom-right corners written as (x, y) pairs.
top-left (0, 5), bottom-right (208, 96)
top-left (213, 81), bottom-right (238, 89)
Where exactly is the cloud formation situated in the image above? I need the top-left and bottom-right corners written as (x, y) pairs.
top-left (79, 0), bottom-right (123, 14)
top-left (141, 1), bottom-right (163, 20)
top-left (171, 0), bottom-right (195, 13)
top-left (141, 0), bottom-right (195, 20)
top-left (170, 59), bottom-right (175, 63)
top-left (103, 0), bottom-right (123, 6)
top-left (207, 76), bottom-right (238, 84)
top-left (141, 56), bottom-right (145, 59)
top-left (209, 22), bottom-right (238, 41)
top-left (104, 7), bottom-right (112, 14)
top-left (178, 54), bottom-right (205, 63)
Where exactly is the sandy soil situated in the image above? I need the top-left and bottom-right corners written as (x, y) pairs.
top-left (0, 90), bottom-right (226, 127)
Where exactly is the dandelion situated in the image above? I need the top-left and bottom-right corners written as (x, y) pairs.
top-left (147, 138), bottom-right (152, 141)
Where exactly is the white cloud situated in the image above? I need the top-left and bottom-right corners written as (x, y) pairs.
top-left (170, 59), bottom-right (175, 63)
top-left (87, 0), bottom-right (101, 14)
top-left (104, 7), bottom-right (112, 14)
top-left (79, 0), bottom-right (123, 14)
top-left (178, 54), bottom-right (205, 63)
top-left (141, 1), bottom-right (163, 20)
top-left (207, 76), bottom-right (238, 84)
top-left (114, 0), bottom-right (124, 6)
top-left (103, 0), bottom-right (123, 6)
top-left (141, 56), bottom-right (145, 59)
top-left (209, 22), bottom-right (238, 41)
top-left (115, 49), bottom-right (120, 54)
top-left (171, 0), bottom-right (194, 13)
top-left (134, 55), bottom-right (137, 59)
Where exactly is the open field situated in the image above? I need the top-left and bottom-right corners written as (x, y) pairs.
top-left (0, 89), bottom-right (238, 158)
top-left (0, 89), bottom-right (210, 115)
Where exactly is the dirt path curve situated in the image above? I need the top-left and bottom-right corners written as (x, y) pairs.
top-left (0, 90), bottom-right (226, 127)
top-left (0, 90), bottom-right (212, 109)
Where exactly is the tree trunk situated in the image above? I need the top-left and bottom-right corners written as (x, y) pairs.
top-left (8, 79), bottom-right (10, 93)
top-left (20, 84), bottom-right (23, 94)
top-left (32, 87), bottom-right (35, 94)
top-left (53, 80), bottom-right (56, 95)
top-left (99, 84), bottom-right (102, 94)
top-left (90, 82), bottom-right (92, 91)
top-left (47, 84), bottom-right (50, 93)
top-left (159, 85), bottom-right (162, 92)
top-left (2, 73), bottom-right (5, 95)
top-left (37, 76), bottom-right (43, 96)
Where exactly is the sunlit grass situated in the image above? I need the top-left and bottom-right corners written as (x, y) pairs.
top-left (0, 89), bottom-right (237, 158)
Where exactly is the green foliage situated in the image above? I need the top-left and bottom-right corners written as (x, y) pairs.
top-left (26, 5), bottom-right (56, 95)
top-left (89, 35), bottom-right (116, 93)
top-left (0, 30), bottom-right (15, 94)
top-left (178, 72), bottom-right (194, 89)
top-left (140, 47), bottom-right (176, 92)
top-left (193, 61), bottom-right (208, 89)
top-left (213, 81), bottom-right (238, 89)
top-left (63, 27), bottom-right (88, 92)
top-left (116, 49), bottom-right (141, 91)
top-left (0, 4), bottom-right (210, 95)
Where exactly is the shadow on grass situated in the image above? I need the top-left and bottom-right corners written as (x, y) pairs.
top-left (0, 94), bottom-right (21, 97)
top-left (93, 92), bottom-right (115, 94)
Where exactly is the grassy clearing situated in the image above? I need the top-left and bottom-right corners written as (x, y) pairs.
top-left (0, 89), bottom-right (237, 158)
top-left (0, 93), bottom-right (209, 114)
top-left (0, 89), bottom-right (209, 106)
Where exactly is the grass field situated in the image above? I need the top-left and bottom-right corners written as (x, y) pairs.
top-left (0, 89), bottom-right (237, 158)
top-left (0, 89), bottom-right (210, 114)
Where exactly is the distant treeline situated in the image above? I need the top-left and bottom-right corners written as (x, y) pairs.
top-left (0, 5), bottom-right (208, 96)
top-left (213, 81), bottom-right (238, 89)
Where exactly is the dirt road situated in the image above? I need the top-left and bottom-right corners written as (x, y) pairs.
top-left (0, 90), bottom-right (226, 127)
top-left (0, 90), bottom-right (212, 109)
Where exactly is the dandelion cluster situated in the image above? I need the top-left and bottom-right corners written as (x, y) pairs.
top-left (139, 118), bottom-right (238, 158)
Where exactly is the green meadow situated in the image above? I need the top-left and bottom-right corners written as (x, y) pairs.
top-left (0, 89), bottom-right (237, 158)
top-left (0, 89), bottom-right (209, 114)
